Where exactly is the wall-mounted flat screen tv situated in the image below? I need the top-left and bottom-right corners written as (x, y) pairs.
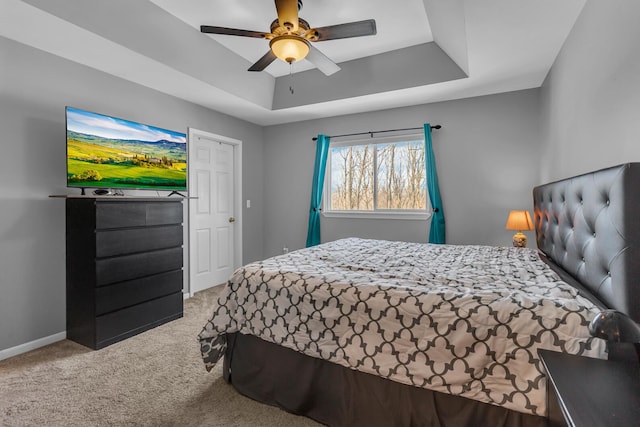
top-left (66, 106), bottom-right (187, 191)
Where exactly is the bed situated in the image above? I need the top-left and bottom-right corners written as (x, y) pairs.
top-left (199, 162), bottom-right (640, 426)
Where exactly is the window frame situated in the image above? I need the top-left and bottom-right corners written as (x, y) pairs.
top-left (322, 133), bottom-right (432, 220)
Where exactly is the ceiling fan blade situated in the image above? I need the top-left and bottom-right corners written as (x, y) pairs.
top-left (274, 0), bottom-right (299, 32)
top-left (200, 26), bottom-right (267, 39)
top-left (248, 50), bottom-right (278, 72)
top-left (308, 19), bottom-right (377, 41)
top-left (306, 45), bottom-right (340, 76)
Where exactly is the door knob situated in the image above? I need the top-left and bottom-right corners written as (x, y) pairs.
top-left (228, 217), bottom-right (236, 223)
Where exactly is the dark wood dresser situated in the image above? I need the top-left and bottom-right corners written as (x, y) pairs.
top-left (65, 197), bottom-right (184, 349)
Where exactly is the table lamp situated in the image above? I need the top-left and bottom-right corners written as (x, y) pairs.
top-left (505, 210), bottom-right (533, 247)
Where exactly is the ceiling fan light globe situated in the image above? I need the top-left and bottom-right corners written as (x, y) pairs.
top-left (270, 35), bottom-right (310, 63)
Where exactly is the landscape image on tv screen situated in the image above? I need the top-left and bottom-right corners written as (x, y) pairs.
top-left (66, 107), bottom-right (187, 191)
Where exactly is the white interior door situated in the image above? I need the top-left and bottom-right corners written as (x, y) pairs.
top-left (189, 129), bottom-right (242, 294)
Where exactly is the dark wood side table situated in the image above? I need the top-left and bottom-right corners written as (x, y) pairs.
top-left (539, 349), bottom-right (640, 427)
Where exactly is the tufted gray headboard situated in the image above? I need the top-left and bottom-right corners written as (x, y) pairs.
top-left (533, 163), bottom-right (640, 323)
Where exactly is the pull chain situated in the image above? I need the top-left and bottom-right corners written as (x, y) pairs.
top-left (289, 62), bottom-right (294, 94)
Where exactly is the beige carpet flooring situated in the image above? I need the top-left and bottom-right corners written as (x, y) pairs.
top-left (0, 286), bottom-right (322, 426)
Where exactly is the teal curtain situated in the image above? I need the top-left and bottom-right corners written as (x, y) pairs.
top-left (305, 134), bottom-right (331, 247)
top-left (424, 123), bottom-right (445, 244)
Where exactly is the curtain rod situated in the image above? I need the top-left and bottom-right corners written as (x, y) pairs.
top-left (311, 125), bottom-right (442, 141)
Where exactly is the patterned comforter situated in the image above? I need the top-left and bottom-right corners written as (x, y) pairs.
top-left (199, 238), bottom-right (606, 416)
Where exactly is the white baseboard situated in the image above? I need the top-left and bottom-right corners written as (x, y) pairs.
top-left (2, 291), bottom-right (193, 362)
top-left (0, 332), bottom-right (67, 362)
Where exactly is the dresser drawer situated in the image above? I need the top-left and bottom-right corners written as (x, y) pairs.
top-left (96, 201), bottom-right (182, 229)
top-left (95, 292), bottom-right (183, 349)
top-left (96, 225), bottom-right (183, 257)
top-left (146, 202), bottom-right (183, 226)
top-left (96, 247), bottom-right (183, 286)
top-left (95, 270), bottom-right (183, 315)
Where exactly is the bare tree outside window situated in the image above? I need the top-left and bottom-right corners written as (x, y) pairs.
top-left (330, 144), bottom-right (374, 210)
top-left (329, 140), bottom-right (426, 212)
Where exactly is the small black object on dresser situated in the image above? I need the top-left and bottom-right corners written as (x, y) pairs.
top-left (66, 197), bottom-right (184, 350)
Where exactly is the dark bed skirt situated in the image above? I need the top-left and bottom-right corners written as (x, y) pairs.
top-left (223, 333), bottom-right (546, 427)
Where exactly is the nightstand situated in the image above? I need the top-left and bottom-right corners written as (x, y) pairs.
top-left (539, 349), bottom-right (640, 427)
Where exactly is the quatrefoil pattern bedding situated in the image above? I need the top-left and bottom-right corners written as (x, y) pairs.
top-left (199, 237), bottom-right (606, 416)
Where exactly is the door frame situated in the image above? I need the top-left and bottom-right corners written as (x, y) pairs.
top-left (187, 127), bottom-right (243, 296)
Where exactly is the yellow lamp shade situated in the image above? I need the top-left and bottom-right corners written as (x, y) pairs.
top-left (505, 210), bottom-right (533, 248)
top-left (505, 210), bottom-right (533, 231)
top-left (270, 35), bottom-right (310, 63)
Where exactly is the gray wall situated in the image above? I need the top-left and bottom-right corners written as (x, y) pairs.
top-left (273, 43), bottom-right (466, 109)
top-left (0, 36), bottom-right (265, 353)
top-left (263, 89), bottom-right (541, 257)
top-left (539, 0), bottom-right (640, 181)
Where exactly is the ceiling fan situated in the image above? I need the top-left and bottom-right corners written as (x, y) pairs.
top-left (200, 0), bottom-right (377, 76)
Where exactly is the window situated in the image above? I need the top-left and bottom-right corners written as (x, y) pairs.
top-left (324, 135), bottom-right (430, 219)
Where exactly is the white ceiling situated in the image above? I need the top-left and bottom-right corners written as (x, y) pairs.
top-left (0, 0), bottom-right (587, 126)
